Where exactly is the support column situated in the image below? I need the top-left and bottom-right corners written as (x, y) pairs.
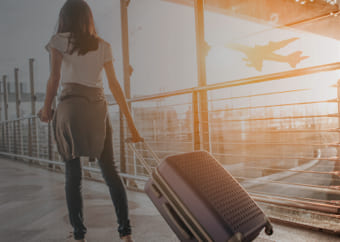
top-left (120, 0), bottom-right (133, 101)
top-left (337, 79), bottom-right (340, 162)
top-left (192, 91), bottom-right (200, 150)
top-left (3, 76), bottom-right (9, 152)
top-left (15, 68), bottom-right (22, 156)
top-left (29, 58), bottom-right (36, 115)
top-left (2, 76), bottom-right (8, 121)
top-left (0, 82), bottom-right (2, 121)
top-left (0, 81), bottom-right (2, 151)
top-left (120, 0), bottom-right (133, 177)
top-left (194, 0), bottom-right (210, 151)
top-left (29, 58), bottom-right (38, 159)
top-left (15, 68), bottom-right (21, 119)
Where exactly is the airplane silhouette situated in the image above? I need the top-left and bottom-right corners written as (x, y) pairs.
top-left (225, 38), bottom-right (309, 71)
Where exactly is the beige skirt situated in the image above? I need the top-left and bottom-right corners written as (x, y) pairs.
top-left (52, 83), bottom-right (109, 161)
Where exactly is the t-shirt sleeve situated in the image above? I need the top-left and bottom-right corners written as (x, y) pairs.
top-left (45, 34), bottom-right (68, 54)
top-left (103, 42), bottom-right (114, 63)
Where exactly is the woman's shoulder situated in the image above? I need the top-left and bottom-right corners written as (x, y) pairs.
top-left (56, 32), bottom-right (71, 37)
top-left (46, 32), bottom-right (70, 53)
top-left (97, 37), bottom-right (113, 63)
top-left (50, 32), bottom-right (71, 42)
top-left (98, 37), bottom-right (111, 48)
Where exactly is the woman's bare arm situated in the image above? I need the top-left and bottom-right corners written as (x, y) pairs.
top-left (104, 61), bottom-right (142, 142)
top-left (39, 48), bottom-right (62, 122)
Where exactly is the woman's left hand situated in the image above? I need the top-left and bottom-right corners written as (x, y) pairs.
top-left (38, 106), bottom-right (53, 123)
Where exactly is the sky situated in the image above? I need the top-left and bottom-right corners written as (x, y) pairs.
top-left (0, 0), bottom-right (121, 93)
top-left (0, 0), bottom-right (198, 96)
top-left (1, 0), bottom-right (340, 113)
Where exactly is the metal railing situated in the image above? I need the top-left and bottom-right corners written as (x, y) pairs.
top-left (1, 62), bottom-right (340, 232)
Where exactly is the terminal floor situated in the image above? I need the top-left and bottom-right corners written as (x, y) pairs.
top-left (0, 157), bottom-right (339, 242)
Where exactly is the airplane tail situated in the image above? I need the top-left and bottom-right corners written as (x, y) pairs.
top-left (288, 51), bottom-right (309, 68)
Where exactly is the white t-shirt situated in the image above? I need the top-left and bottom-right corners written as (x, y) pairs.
top-left (45, 32), bottom-right (113, 88)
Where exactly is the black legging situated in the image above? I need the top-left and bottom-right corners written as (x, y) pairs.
top-left (64, 120), bottom-right (131, 240)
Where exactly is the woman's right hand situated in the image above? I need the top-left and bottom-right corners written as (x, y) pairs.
top-left (129, 129), bottom-right (144, 143)
top-left (38, 106), bottom-right (54, 123)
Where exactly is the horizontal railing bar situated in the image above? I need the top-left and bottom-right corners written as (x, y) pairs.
top-left (108, 87), bottom-right (195, 105)
top-left (209, 100), bottom-right (338, 113)
top-left (252, 193), bottom-right (340, 214)
top-left (0, 152), bottom-right (64, 166)
top-left (258, 202), bottom-right (340, 219)
top-left (107, 62), bottom-right (340, 105)
top-left (238, 175), bottom-right (340, 193)
top-left (209, 128), bottom-right (340, 133)
top-left (209, 141), bottom-right (339, 147)
top-left (126, 149), bottom-right (189, 154)
top-left (129, 150), bottom-right (338, 164)
top-left (145, 140), bottom-right (193, 144)
top-left (242, 166), bottom-right (340, 177)
top-left (201, 113), bottom-right (340, 122)
top-left (201, 62), bottom-right (340, 92)
top-left (0, 152), bottom-right (148, 181)
top-left (129, 155), bottom-right (340, 181)
top-left (0, 115), bottom-right (36, 123)
top-left (228, 162), bottom-right (339, 171)
top-left (81, 166), bottom-right (149, 181)
top-left (250, 190), bottom-right (339, 205)
top-left (208, 88), bottom-right (312, 102)
top-left (212, 153), bottom-right (322, 160)
top-left (132, 101), bottom-right (193, 109)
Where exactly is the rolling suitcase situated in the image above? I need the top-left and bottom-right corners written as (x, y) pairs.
top-left (128, 142), bottom-right (273, 242)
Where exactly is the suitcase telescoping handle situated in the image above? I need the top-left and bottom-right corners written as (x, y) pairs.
top-left (125, 139), bottom-right (161, 176)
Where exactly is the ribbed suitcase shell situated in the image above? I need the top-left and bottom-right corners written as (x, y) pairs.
top-left (145, 151), bottom-right (272, 242)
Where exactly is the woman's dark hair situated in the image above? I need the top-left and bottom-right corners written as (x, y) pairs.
top-left (57, 0), bottom-right (99, 55)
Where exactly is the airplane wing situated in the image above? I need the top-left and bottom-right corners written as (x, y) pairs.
top-left (225, 43), bottom-right (250, 53)
top-left (226, 43), bottom-right (264, 71)
top-left (266, 37), bottom-right (299, 51)
top-left (243, 57), bottom-right (263, 71)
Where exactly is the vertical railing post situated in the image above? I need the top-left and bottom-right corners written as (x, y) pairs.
top-left (29, 58), bottom-right (38, 159)
top-left (3, 76), bottom-right (9, 152)
top-left (0, 80), bottom-right (3, 151)
top-left (29, 58), bottom-right (36, 116)
top-left (330, 79), bottom-right (340, 189)
top-left (337, 79), bottom-right (340, 160)
top-left (120, 0), bottom-right (133, 179)
top-left (14, 68), bottom-right (22, 156)
top-left (47, 47), bottom-right (58, 166)
top-left (28, 118), bottom-right (32, 159)
top-left (192, 91), bottom-right (200, 150)
top-left (194, 0), bottom-right (210, 152)
top-left (120, 0), bottom-right (133, 101)
top-left (120, 110), bottom-right (126, 174)
top-left (0, 80), bottom-right (2, 122)
top-left (48, 121), bottom-right (53, 161)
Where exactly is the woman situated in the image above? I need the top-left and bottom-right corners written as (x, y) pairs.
top-left (38, 0), bottom-right (141, 241)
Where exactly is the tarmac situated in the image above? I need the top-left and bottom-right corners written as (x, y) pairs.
top-left (0, 157), bottom-right (339, 242)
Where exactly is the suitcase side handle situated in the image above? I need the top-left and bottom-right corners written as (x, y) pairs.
top-left (162, 202), bottom-right (193, 240)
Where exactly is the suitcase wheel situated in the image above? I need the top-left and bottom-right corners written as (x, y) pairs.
top-left (265, 222), bottom-right (273, 235)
